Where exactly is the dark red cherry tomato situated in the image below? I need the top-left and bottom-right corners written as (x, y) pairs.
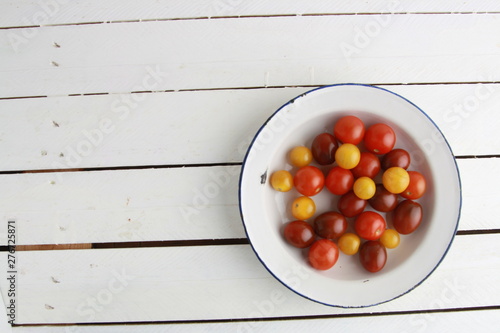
top-left (311, 133), bottom-right (339, 165)
top-left (314, 212), bottom-right (347, 239)
top-left (351, 152), bottom-right (381, 179)
top-left (393, 200), bottom-right (423, 235)
top-left (401, 171), bottom-right (427, 200)
top-left (308, 239), bottom-right (339, 270)
top-left (283, 220), bottom-right (315, 248)
top-left (325, 166), bottom-right (354, 195)
top-left (294, 166), bottom-right (324, 196)
top-left (337, 190), bottom-right (367, 217)
top-left (369, 184), bottom-right (398, 212)
top-left (354, 211), bottom-right (386, 240)
top-left (333, 115), bottom-right (365, 145)
top-left (381, 148), bottom-right (411, 170)
top-left (364, 123), bottom-right (396, 155)
top-left (359, 241), bottom-right (387, 273)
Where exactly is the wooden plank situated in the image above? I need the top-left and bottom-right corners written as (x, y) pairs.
top-left (0, 88), bottom-right (303, 171)
top-left (2, 0), bottom-right (500, 28)
top-left (15, 244), bottom-right (92, 251)
top-left (0, 234), bottom-right (498, 324)
top-left (0, 166), bottom-right (242, 245)
top-left (0, 84), bottom-right (499, 172)
top-left (459, 158), bottom-right (500, 231)
top-left (12, 309), bottom-right (500, 332)
top-left (2, 15), bottom-right (500, 97)
top-left (0, 158), bottom-right (497, 246)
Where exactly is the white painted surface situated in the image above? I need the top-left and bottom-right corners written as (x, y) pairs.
top-left (0, 234), bottom-right (498, 324)
top-left (0, 2), bottom-right (498, 332)
top-left (0, 166), bottom-right (243, 245)
top-left (1, 15), bottom-right (500, 98)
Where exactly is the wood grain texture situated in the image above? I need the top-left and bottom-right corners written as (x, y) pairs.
top-left (1, 15), bottom-right (500, 98)
top-left (0, 158), bottom-right (497, 246)
top-left (2, 0), bottom-right (500, 27)
top-left (0, 234), bottom-right (498, 324)
top-left (11, 308), bottom-right (500, 332)
top-left (0, 84), bottom-right (499, 172)
top-left (15, 244), bottom-right (92, 251)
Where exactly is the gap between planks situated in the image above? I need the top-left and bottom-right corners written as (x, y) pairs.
top-left (1, 11), bottom-right (500, 31)
top-left (10, 304), bottom-right (500, 327)
top-left (1, 81), bottom-right (500, 101)
top-left (0, 155), bottom-right (497, 176)
top-left (1, 230), bottom-right (499, 252)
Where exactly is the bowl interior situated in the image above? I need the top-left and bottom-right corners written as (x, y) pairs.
top-left (239, 84), bottom-right (461, 307)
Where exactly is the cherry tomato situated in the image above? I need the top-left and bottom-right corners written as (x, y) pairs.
top-left (353, 176), bottom-right (376, 200)
top-left (308, 239), bottom-right (339, 270)
top-left (368, 184), bottom-right (398, 212)
top-left (289, 146), bottom-right (313, 167)
top-left (291, 196), bottom-right (316, 220)
top-left (393, 200), bottom-right (423, 235)
top-left (382, 167), bottom-right (410, 194)
top-left (351, 152), bottom-right (381, 178)
top-left (379, 229), bottom-right (400, 249)
top-left (283, 220), bottom-right (315, 248)
top-left (401, 171), bottom-right (427, 200)
top-left (311, 133), bottom-right (338, 165)
top-left (354, 211), bottom-right (386, 240)
top-left (314, 211), bottom-right (347, 239)
top-left (335, 143), bottom-right (361, 169)
top-left (338, 190), bottom-right (367, 217)
top-left (270, 170), bottom-right (293, 192)
top-left (381, 148), bottom-right (410, 170)
top-left (325, 166), bottom-right (354, 195)
top-left (333, 115), bottom-right (365, 145)
top-left (294, 166), bottom-right (324, 196)
top-left (359, 241), bottom-right (387, 273)
top-left (338, 232), bottom-right (361, 255)
top-left (364, 123), bottom-right (396, 155)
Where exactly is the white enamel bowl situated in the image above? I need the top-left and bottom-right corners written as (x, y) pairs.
top-left (239, 84), bottom-right (461, 307)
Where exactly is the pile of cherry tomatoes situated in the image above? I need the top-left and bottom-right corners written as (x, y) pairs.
top-left (271, 116), bottom-right (426, 273)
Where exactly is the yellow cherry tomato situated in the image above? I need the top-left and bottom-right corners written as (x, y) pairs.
top-left (270, 170), bottom-right (293, 192)
top-left (291, 196), bottom-right (316, 220)
top-left (338, 232), bottom-right (361, 255)
top-left (335, 143), bottom-right (361, 169)
top-left (353, 176), bottom-right (376, 200)
top-left (382, 167), bottom-right (410, 194)
top-left (289, 146), bottom-right (313, 167)
top-left (380, 229), bottom-right (400, 249)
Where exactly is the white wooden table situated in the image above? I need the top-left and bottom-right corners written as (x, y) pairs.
top-left (1, 1), bottom-right (499, 332)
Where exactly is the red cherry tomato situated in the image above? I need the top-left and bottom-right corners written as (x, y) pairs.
top-left (364, 123), bottom-right (396, 155)
top-left (401, 171), bottom-right (427, 200)
top-left (338, 191), bottom-right (367, 217)
top-left (351, 152), bottom-right (381, 179)
top-left (368, 184), bottom-right (398, 212)
top-left (311, 133), bottom-right (339, 165)
top-left (314, 211), bottom-right (347, 239)
top-left (393, 200), bottom-right (423, 235)
top-left (283, 220), bottom-right (315, 248)
top-left (381, 149), bottom-right (411, 170)
top-left (325, 166), bottom-right (354, 195)
top-left (293, 166), bottom-right (324, 196)
top-left (354, 211), bottom-right (386, 240)
top-left (333, 115), bottom-right (365, 145)
top-left (308, 239), bottom-right (339, 270)
top-left (359, 241), bottom-right (387, 273)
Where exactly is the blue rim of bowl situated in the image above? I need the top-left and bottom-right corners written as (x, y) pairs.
top-left (238, 83), bottom-right (462, 308)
